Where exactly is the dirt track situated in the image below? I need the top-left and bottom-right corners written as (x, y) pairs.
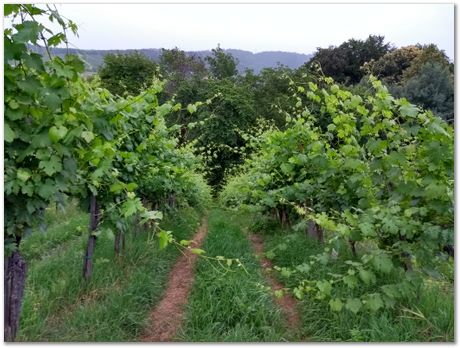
top-left (248, 234), bottom-right (301, 332)
top-left (141, 218), bottom-right (208, 342)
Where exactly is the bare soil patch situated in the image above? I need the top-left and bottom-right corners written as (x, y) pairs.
top-left (141, 217), bottom-right (208, 342)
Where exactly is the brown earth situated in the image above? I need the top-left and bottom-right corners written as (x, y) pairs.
top-left (140, 217), bottom-right (208, 342)
top-left (248, 234), bottom-right (301, 331)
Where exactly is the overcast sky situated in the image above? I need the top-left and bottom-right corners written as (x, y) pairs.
top-left (54, 3), bottom-right (454, 60)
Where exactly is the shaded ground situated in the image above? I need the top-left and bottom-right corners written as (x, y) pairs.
top-left (141, 217), bottom-right (208, 342)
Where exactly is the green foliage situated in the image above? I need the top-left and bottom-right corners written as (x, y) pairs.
top-left (20, 202), bottom-right (88, 261)
top-left (98, 51), bottom-right (159, 96)
top-left (160, 47), bottom-right (207, 78)
top-left (165, 65), bottom-right (300, 191)
top-left (400, 44), bottom-right (453, 81)
top-left (159, 47), bottom-right (207, 98)
top-left (205, 44), bottom-right (238, 79)
top-left (390, 62), bottom-right (454, 122)
top-left (166, 76), bottom-right (270, 191)
top-left (261, 228), bottom-right (453, 341)
top-left (5, 3), bottom-right (211, 284)
top-left (220, 75), bottom-right (453, 314)
top-left (307, 35), bottom-right (392, 85)
top-left (5, 4), bottom-right (84, 252)
top-left (5, 5), bottom-right (454, 342)
top-left (4, 11), bottom-right (212, 342)
top-left (240, 66), bottom-right (306, 129)
top-left (4, 28), bottom-right (213, 348)
top-left (363, 45), bottom-right (423, 83)
top-left (188, 79), bottom-right (275, 190)
top-left (361, 44), bottom-right (454, 122)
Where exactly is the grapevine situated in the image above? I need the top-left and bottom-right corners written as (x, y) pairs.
top-left (220, 75), bottom-right (453, 314)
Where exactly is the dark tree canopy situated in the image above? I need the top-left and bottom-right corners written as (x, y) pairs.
top-left (159, 48), bottom-right (208, 98)
top-left (159, 48), bottom-right (207, 80)
top-left (98, 51), bottom-right (158, 96)
top-left (205, 45), bottom-right (239, 79)
top-left (240, 66), bottom-right (302, 129)
top-left (307, 35), bottom-right (392, 85)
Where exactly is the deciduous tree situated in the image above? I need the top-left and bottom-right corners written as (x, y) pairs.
top-left (206, 44), bottom-right (238, 79)
top-left (98, 51), bottom-right (158, 96)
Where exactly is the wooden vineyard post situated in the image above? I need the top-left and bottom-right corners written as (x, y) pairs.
top-left (307, 220), bottom-right (324, 244)
top-left (4, 249), bottom-right (27, 341)
top-left (83, 195), bottom-right (100, 280)
top-left (114, 231), bottom-right (122, 256)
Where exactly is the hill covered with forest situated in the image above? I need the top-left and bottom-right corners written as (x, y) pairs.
top-left (32, 46), bottom-right (312, 74)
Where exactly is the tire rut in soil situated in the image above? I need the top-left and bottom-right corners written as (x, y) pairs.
top-left (248, 233), bottom-right (306, 340)
top-left (140, 217), bottom-right (208, 342)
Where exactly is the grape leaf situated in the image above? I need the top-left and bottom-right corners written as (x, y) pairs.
top-left (122, 197), bottom-right (142, 217)
top-left (187, 104), bottom-right (197, 114)
top-left (345, 298), bottom-right (362, 314)
top-left (372, 253), bottom-right (393, 274)
top-left (157, 230), bottom-right (173, 250)
top-left (343, 274), bottom-right (358, 289)
top-left (39, 156), bottom-right (62, 176)
top-left (5, 122), bottom-right (16, 143)
top-left (329, 298), bottom-right (343, 312)
top-left (295, 263), bottom-right (311, 274)
top-left (37, 180), bottom-right (55, 199)
top-left (316, 280), bottom-right (332, 296)
top-left (49, 125), bottom-right (68, 143)
top-left (359, 269), bottom-right (376, 285)
top-left (365, 293), bottom-right (384, 312)
top-left (17, 168), bottom-right (31, 182)
top-left (81, 130), bottom-right (94, 143)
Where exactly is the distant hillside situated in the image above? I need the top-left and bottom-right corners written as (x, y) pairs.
top-left (33, 46), bottom-right (312, 74)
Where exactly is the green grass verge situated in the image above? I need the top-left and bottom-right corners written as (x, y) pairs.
top-left (17, 206), bottom-right (202, 342)
top-left (261, 224), bottom-right (454, 342)
top-left (177, 208), bottom-right (289, 342)
top-left (20, 201), bottom-right (88, 262)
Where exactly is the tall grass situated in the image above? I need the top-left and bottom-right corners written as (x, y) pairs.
top-left (18, 206), bottom-right (202, 342)
top-left (178, 208), bottom-right (290, 342)
top-left (262, 227), bottom-right (454, 342)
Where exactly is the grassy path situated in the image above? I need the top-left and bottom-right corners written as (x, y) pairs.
top-left (176, 208), bottom-right (291, 342)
